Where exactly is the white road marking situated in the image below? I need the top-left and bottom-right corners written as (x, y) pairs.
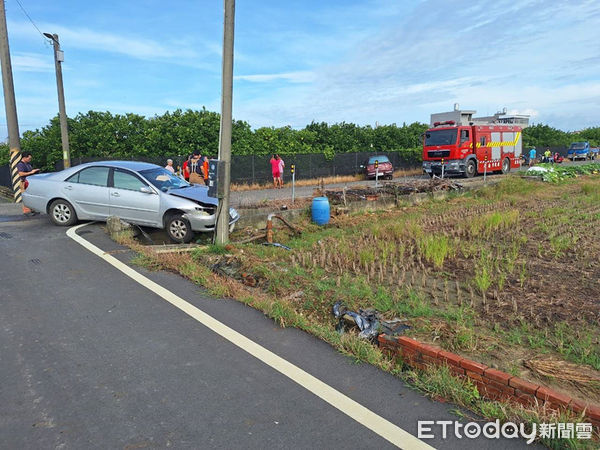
top-left (67, 223), bottom-right (433, 450)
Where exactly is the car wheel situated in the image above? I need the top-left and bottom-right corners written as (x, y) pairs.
top-left (49, 199), bottom-right (78, 226)
top-left (501, 157), bottom-right (510, 174)
top-left (166, 214), bottom-right (194, 243)
top-left (465, 159), bottom-right (477, 178)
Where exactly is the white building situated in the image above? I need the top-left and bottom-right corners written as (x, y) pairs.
top-left (430, 104), bottom-right (529, 128)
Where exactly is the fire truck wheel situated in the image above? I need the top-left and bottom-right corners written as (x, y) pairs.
top-left (465, 159), bottom-right (476, 178)
top-left (501, 157), bottom-right (510, 174)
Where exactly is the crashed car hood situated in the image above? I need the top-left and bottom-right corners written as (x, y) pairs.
top-left (167, 186), bottom-right (218, 206)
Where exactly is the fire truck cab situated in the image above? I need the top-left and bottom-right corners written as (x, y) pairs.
top-left (422, 121), bottom-right (523, 178)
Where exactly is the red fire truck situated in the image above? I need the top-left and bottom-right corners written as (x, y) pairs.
top-left (422, 121), bottom-right (523, 178)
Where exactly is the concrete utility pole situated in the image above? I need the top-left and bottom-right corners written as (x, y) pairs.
top-left (215, 0), bottom-right (235, 245)
top-left (44, 33), bottom-right (70, 169)
top-left (0, 0), bottom-right (23, 203)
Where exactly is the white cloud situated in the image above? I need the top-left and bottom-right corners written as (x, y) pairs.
top-left (54, 26), bottom-right (197, 61)
top-left (507, 108), bottom-right (539, 118)
top-left (235, 71), bottom-right (316, 83)
top-left (7, 20), bottom-right (216, 65)
top-left (12, 52), bottom-right (53, 72)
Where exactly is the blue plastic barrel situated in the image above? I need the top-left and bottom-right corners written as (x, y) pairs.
top-left (311, 197), bottom-right (330, 225)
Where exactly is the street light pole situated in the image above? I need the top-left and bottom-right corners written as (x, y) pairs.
top-left (43, 33), bottom-right (70, 169)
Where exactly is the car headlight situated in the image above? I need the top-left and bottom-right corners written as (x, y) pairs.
top-left (193, 207), bottom-right (211, 216)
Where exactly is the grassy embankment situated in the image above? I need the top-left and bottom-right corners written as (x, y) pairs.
top-left (119, 168), bottom-right (600, 447)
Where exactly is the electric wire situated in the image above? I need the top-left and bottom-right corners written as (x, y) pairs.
top-left (12, 0), bottom-right (46, 40)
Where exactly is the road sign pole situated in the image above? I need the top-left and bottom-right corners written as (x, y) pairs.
top-left (291, 164), bottom-right (295, 203)
top-left (484, 156), bottom-right (488, 183)
top-left (441, 158), bottom-right (444, 179)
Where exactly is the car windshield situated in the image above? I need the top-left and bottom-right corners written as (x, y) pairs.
top-left (368, 156), bottom-right (390, 164)
top-left (570, 143), bottom-right (586, 150)
top-left (139, 167), bottom-right (189, 191)
top-left (425, 129), bottom-right (458, 146)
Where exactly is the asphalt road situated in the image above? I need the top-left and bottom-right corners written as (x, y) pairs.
top-left (0, 207), bottom-right (537, 448)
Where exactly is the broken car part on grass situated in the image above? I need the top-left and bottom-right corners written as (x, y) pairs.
top-left (332, 301), bottom-right (410, 340)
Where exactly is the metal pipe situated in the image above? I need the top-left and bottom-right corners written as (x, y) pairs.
top-left (266, 213), bottom-right (274, 243)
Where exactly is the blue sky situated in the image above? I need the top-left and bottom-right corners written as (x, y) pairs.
top-left (2, 0), bottom-right (600, 136)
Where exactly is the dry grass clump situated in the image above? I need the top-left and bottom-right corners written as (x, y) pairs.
top-left (525, 358), bottom-right (600, 385)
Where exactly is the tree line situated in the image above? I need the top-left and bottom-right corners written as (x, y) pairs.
top-left (0, 108), bottom-right (598, 170)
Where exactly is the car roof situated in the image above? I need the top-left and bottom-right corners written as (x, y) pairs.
top-left (78, 160), bottom-right (160, 171)
top-left (40, 160), bottom-right (163, 180)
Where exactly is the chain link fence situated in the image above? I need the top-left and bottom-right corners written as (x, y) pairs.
top-left (0, 150), bottom-right (423, 187)
top-left (0, 165), bottom-right (10, 190)
top-left (231, 151), bottom-right (422, 185)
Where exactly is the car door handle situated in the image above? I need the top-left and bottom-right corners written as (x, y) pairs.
top-left (111, 192), bottom-right (120, 197)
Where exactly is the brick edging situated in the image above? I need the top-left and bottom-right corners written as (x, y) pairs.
top-left (378, 334), bottom-right (600, 429)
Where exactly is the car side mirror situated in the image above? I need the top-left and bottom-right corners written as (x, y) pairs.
top-left (140, 186), bottom-right (155, 194)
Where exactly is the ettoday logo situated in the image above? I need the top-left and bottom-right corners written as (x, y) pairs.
top-left (417, 420), bottom-right (593, 444)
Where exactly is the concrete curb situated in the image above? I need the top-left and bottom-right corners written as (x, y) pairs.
top-left (378, 334), bottom-right (600, 429)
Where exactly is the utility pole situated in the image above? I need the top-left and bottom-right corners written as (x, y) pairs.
top-left (215, 0), bottom-right (235, 245)
top-left (44, 33), bottom-right (70, 169)
top-left (0, 0), bottom-right (23, 204)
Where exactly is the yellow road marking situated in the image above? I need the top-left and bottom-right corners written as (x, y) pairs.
top-left (66, 223), bottom-right (433, 450)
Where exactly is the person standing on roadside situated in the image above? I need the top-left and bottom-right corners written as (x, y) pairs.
top-left (182, 154), bottom-right (192, 181)
top-left (529, 147), bottom-right (536, 167)
top-left (270, 154), bottom-right (281, 188)
top-left (17, 152), bottom-right (40, 215)
top-left (189, 151), bottom-right (204, 184)
top-left (201, 155), bottom-right (210, 185)
top-left (276, 154), bottom-right (285, 188)
top-left (164, 158), bottom-right (175, 173)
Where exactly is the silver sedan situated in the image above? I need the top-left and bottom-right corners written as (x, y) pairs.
top-left (22, 161), bottom-right (239, 243)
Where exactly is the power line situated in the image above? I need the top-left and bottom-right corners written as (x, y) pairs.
top-left (12, 0), bottom-right (45, 40)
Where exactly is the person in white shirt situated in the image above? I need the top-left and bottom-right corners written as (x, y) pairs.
top-left (277, 155), bottom-right (285, 187)
top-left (165, 159), bottom-right (175, 173)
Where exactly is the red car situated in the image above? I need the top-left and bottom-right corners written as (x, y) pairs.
top-left (361, 155), bottom-right (394, 180)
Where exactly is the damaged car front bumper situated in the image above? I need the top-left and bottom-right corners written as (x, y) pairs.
top-left (184, 207), bottom-right (240, 233)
